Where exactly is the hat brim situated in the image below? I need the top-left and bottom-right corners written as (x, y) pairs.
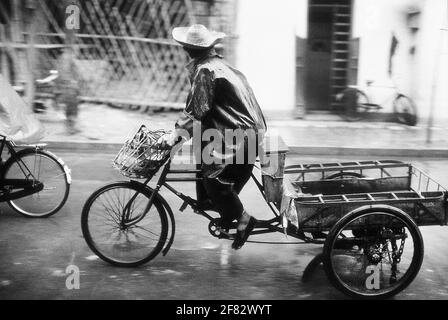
top-left (172, 27), bottom-right (226, 49)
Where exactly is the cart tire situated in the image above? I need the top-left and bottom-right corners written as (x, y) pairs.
top-left (325, 172), bottom-right (366, 180)
top-left (302, 253), bottom-right (324, 283)
top-left (81, 181), bottom-right (169, 267)
top-left (323, 206), bottom-right (424, 299)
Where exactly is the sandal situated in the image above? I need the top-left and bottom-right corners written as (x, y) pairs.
top-left (231, 216), bottom-right (257, 250)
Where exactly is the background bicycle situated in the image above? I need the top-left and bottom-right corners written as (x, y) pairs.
top-left (0, 74), bottom-right (71, 218)
top-left (0, 135), bottom-right (71, 218)
top-left (336, 80), bottom-right (418, 126)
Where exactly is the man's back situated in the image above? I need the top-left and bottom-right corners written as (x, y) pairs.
top-left (186, 54), bottom-right (267, 134)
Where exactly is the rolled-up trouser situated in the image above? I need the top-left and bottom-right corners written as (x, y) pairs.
top-left (199, 163), bottom-right (254, 229)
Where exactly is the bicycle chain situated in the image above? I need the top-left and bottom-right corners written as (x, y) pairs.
top-left (391, 229), bottom-right (406, 264)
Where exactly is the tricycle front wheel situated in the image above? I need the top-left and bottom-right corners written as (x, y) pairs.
top-left (81, 182), bottom-right (169, 267)
top-left (323, 206), bottom-right (424, 299)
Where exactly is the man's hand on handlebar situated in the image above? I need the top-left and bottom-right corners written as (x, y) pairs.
top-left (157, 131), bottom-right (184, 149)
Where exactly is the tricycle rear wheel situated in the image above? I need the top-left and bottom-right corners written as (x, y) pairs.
top-left (323, 206), bottom-right (424, 299)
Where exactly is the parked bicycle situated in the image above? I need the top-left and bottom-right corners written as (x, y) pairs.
top-left (336, 80), bottom-right (418, 126)
top-left (0, 135), bottom-right (71, 217)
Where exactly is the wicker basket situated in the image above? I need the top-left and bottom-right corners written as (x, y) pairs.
top-left (113, 125), bottom-right (171, 179)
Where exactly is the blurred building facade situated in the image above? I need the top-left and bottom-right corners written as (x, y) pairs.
top-left (236, 0), bottom-right (448, 122)
top-left (1, 0), bottom-right (446, 122)
top-left (0, 0), bottom-right (236, 110)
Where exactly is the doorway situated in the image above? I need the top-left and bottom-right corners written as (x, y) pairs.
top-left (304, 0), bottom-right (353, 112)
top-left (305, 5), bottom-right (333, 111)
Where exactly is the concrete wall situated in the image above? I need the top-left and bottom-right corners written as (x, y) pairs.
top-left (235, 0), bottom-right (448, 125)
top-left (352, 0), bottom-right (448, 123)
top-left (235, 0), bottom-right (307, 112)
top-left (413, 0), bottom-right (448, 124)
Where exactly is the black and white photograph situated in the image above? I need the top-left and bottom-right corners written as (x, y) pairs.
top-left (0, 0), bottom-right (448, 307)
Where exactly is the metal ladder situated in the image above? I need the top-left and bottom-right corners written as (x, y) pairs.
top-left (330, 1), bottom-right (352, 110)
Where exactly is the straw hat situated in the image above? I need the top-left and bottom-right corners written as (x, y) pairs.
top-left (172, 24), bottom-right (226, 49)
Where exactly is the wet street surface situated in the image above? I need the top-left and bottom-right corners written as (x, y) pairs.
top-left (1, 152), bottom-right (448, 300)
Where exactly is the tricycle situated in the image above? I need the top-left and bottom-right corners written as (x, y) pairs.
top-left (80, 126), bottom-right (448, 299)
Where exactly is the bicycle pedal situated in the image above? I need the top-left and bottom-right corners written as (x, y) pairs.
top-left (179, 201), bottom-right (188, 212)
top-left (217, 228), bottom-right (234, 240)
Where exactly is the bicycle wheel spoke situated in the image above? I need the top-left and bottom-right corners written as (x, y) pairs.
top-left (133, 225), bottom-right (161, 238)
top-left (104, 189), bottom-right (125, 221)
top-left (39, 172), bottom-right (66, 181)
top-left (129, 229), bottom-right (160, 242)
top-left (101, 192), bottom-right (122, 221)
top-left (100, 202), bottom-right (121, 225)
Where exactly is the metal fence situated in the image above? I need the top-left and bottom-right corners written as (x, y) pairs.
top-left (1, 0), bottom-right (200, 110)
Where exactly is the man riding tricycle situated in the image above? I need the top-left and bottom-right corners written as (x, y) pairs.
top-left (80, 25), bottom-right (448, 300)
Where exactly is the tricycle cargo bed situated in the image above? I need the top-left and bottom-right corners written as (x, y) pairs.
top-left (294, 176), bottom-right (410, 195)
top-left (282, 160), bottom-right (448, 232)
top-left (295, 191), bottom-right (447, 232)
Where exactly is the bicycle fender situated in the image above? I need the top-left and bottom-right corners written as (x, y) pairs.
top-left (43, 150), bottom-right (72, 185)
top-left (130, 181), bottom-right (176, 257)
top-left (159, 196), bottom-right (176, 256)
top-left (345, 204), bottom-right (409, 217)
top-left (9, 148), bottom-right (72, 185)
top-left (331, 204), bottom-right (418, 234)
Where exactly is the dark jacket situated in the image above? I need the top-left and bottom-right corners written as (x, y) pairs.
top-left (176, 52), bottom-right (267, 167)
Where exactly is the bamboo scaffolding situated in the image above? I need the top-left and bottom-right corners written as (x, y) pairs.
top-left (1, 0), bottom-right (229, 110)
